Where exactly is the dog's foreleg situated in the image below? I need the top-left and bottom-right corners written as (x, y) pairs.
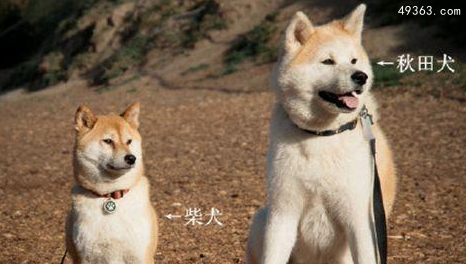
top-left (261, 191), bottom-right (303, 264)
top-left (261, 210), bottom-right (300, 264)
top-left (337, 199), bottom-right (377, 264)
top-left (335, 244), bottom-right (354, 264)
top-left (348, 220), bottom-right (377, 264)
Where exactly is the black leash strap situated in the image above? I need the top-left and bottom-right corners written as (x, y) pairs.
top-left (360, 106), bottom-right (387, 264)
top-left (370, 139), bottom-right (387, 264)
top-left (59, 249), bottom-right (67, 264)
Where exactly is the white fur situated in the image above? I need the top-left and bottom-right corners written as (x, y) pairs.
top-left (247, 104), bottom-right (377, 264)
top-left (247, 5), bottom-right (383, 264)
top-left (67, 177), bottom-right (154, 264)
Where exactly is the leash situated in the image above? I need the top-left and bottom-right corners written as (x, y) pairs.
top-left (294, 105), bottom-right (388, 264)
top-left (59, 249), bottom-right (67, 264)
top-left (360, 106), bottom-right (387, 264)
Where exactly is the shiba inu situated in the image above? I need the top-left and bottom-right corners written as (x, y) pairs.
top-left (65, 102), bottom-right (158, 264)
top-left (246, 4), bottom-right (397, 264)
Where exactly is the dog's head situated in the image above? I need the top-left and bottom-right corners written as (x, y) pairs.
top-left (272, 4), bottom-right (372, 130)
top-left (73, 102), bottom-right (143, 193)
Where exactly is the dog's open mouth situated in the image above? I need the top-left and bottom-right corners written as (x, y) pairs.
top-left (106, 164), bottom-right (132, 171)
top-left (318, 90), bottom-right (361, 111)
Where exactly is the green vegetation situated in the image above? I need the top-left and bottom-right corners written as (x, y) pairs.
top-left (3, 60), bottom-right (39, 89)
top-left (40, 51), bottom-right (66, 86)
top-left (441, 61), bottom-right (466, 90)
top-left (372, 59), bottom-right (466, 90)
top-left (0, 0), bottom-right (227, 91)
top-left (148, 0), bottom-right (226, 49)
top-left (93, 0), bottom-right (226, 85)
top-left (179, 0), bottom-right (226, 48)
top-left (222, 12), bottom-right (278, 75)
top-left (93, 35), bottom-right (151, 85)
top-left (0, 0), bottom-right (97, 67)
top-left (372, 61), bottom-right (408, 88)
top-left (181, 63), bottom-right (209, 75)
top-left (127, 87), bottom-right (138, 93)
top-left (0, 0), bottom-right (100, 91)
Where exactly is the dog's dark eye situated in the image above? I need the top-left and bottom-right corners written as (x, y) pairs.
top-left (322, 59), bottom-right (335, 65)
top-left (126, 139), bottom-right (132, 145)
top-left (103, 139), bottom-right (113, 144)
top-left (351, 58), bottom-right (357, 64)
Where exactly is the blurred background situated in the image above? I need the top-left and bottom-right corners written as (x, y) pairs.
top-left (0, 0), bottom-right (464, 263)
top-left (0, 0), bottom-right (465, 93)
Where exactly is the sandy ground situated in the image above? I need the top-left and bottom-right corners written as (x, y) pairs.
top-left (0, 74), bottom-right (465, 263)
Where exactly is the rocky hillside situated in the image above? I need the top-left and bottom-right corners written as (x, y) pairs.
top-left (0, 0), bottom-right (464, 94)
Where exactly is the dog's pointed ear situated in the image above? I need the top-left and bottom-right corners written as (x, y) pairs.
top-left (341, 4), bottom-right (366, 41)
top-left (284, 11), bottom-right (314, 53)
top-left (121, 102), bottom-right (140, 129)
top-left (75, 106), bottom-right (97, 133)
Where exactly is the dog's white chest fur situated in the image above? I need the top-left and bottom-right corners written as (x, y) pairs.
top-left (69, 178), bottom-right (153, 264)
top-left (270, 107), bottom-right (372, 261)
top-left (246, 106), bottom-right (380, 264)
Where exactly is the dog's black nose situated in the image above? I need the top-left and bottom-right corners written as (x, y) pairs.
top-left (124, 154), bottom-right (136, 165)
top-left (351, 71), bottom-right (368, 85)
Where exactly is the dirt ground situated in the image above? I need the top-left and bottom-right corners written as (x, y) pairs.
top-left (0, 73), bottom-right (465, 264)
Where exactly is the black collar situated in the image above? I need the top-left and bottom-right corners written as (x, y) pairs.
top-left (296, 118), bottom-right (358, 136)
top-left (294, 106), bottom-right (369, 136)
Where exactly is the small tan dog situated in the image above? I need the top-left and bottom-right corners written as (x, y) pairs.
top-left (246, 4), bottom-right (396, 264)
top-left (65, 102), bottom-right (158, 264)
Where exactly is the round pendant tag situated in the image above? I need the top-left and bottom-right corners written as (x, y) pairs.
top-left (103, 199), bottom-right (116, 214)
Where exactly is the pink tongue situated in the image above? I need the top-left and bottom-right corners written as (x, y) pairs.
top-left (338, 95), bottom-right (359, 109)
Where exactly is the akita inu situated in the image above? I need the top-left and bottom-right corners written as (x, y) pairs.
top-left (246, 4), bottom-right (396, 264)
top-left (65, 102), bottom-right (158, 264)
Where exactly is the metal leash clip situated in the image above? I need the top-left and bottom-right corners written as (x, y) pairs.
top-left (359, 105), bottom-right (374, 141)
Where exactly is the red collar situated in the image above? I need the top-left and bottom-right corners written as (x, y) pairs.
top-left (90, 189), bottom-right (129, 199)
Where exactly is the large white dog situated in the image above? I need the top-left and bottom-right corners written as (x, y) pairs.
top-left (246, 4), bottom-right (397, 264)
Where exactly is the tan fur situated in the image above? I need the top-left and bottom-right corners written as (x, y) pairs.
top-left (373, 125), bottom-right (397, 215)
top-left (291, 23), bottom-right (369, 67)
top-left (66, 103), bottom-right (158, 264)
top-left (146, 208), bottom-right (159, 264)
